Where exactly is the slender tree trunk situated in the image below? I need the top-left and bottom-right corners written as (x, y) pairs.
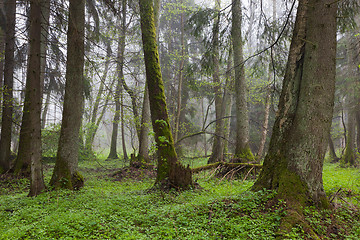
top-left (27, 0), bottom-right (46, 196)
top-left (256, 0), bottom-right (275, 161)
top-left (174, 5), bottom-right (185, 143)
top-left (40, 0), bottom-right (50, 127)
top-left (232, 0), bottom-right (254, 162)
top-left (256, 87), bottom-right (271, 160)
top-left (50, 0), bottom-right (85, 190)
top-left (222, 50), bottom-right (234, 155)
top-left (208, 0), bottom-right (224, 164)
top-left (341, 101), bottom-right (356, 166)
top-left (252, 0), bottom-right (337, 233)
top-left (137, 84), bottom-right (151, 163)
top-left (120, 85), bottom-right (128, 159)
top-left (328, 133), bottom-right (338, 162)
top-left (85, 43), bottom-right (111, 150)
top-left (0, 0), bottom-right (15, 173)
top-left (108, 1), bottom-right (128, 160)
top-left (341, 32), bottom-right (359, 167)
top-left (139, 0), bottom-right (192, 188)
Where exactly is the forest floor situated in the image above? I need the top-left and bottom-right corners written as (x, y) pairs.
top-left (0, 156), bottom-right (360, 239)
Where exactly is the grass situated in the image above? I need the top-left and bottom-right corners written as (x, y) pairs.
top-left (0, 158), bottom-right (359, 239)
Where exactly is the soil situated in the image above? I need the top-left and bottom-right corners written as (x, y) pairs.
top-left (110, 165), bottom-right (156, 182)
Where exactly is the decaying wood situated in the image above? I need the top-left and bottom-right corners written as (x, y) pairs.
top-left (191, 161), bottom-right (262, 173)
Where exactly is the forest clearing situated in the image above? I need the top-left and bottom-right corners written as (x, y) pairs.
top-left (1, 157), bottom-right (360, 239)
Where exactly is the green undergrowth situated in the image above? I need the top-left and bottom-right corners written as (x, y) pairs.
top-left (0, 159), bottom-right (359, 239)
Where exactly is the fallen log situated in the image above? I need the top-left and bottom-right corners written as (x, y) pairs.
top-left (191, 162), bottom-right (262, 174)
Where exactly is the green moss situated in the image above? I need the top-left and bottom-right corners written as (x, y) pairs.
top-left (71, 171), bottom-right (84, 190)
top-left (234, 146), bottom-right (255, 162)
top-left (340, 141), bottom-right (356, 167)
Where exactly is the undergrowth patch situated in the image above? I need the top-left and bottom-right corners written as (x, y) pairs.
top-left (0, 160), bottom-right (359, 239)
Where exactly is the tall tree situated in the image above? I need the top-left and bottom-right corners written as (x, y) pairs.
top-left (341, 32), bottom-right (359, 167)
top-left (232, 0), bottom-right (254, 162)
top-left (107, 1), bottom-right (127, 160)
top-left (0, 0), bottom-right (4, 106)
top-left (252, 0), bottom-right (337, 233)
top-left (208, 0), bottom-right (224, 164)
top-left (50, 0), bottom-right (85, 190)
top-left (85, 42), bottom-right (112, 151)
top-left (136, 0), bottom-right (161, 163)
top-left (139, 0), bottom-right (192, 188)
top-left (27, 0), bottom-right (46, 196)
top-left (0, 0), bottom-right (15, 173)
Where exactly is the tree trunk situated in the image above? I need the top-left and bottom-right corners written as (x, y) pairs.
top-left (27, 0), bottom-right (46, 196)
top-left (137, 84), bottom-right (151, 163)
top-left (120, 86), bottom-right (128, 159)
top-left (139, 0), bottom-right (192, 188)
top-left (174, 5), bottom-right (185, 144)
top-left (40, 0), bottom-right (50, 128)
top-left (256, 87), bottom-right (271, 160)
top-left (252, 0), bottom-right (337, 234)
top-left (120, 0), bottom-right (128, 160)
top-left (136, 0), bottom-right (161, 164)
top-left (232, 0), bottom-right (254, 162)
top-left (0, 0), bottom-right (15, 173)
top-left (85, 43), bottom-right (111, 150)
top-left (50, 0), bottom-right (85, 190)
top-left (222, 50), bottom-right (234, 155)
top-left (341, 32), bottom-right (359, 167)
top-left (208, 0), bottom-right (224, 164)
top-left (0, 1), bottom-right (4, 107)
top-left (328, 133), bottom-right (338, 162)
top-left (341, 102), bottom-right (356, 166)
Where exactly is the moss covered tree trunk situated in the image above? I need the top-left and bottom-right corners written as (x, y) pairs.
top-left (0, 0), bottom-right (15, 173)
top-left (139, 0), bottom-right (192, 188)
top-left (252, 0), bottom-right (337, 234)
top-left (136, 0), bottom-right (161, 164)
top-left (232, 0), bottom-right (254, 162)
top-left (50, 0), bottom-right (85, 190)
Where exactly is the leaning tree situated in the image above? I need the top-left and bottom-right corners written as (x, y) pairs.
top-left (138, 0), bottom-right (192, 188)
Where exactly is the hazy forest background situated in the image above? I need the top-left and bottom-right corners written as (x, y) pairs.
top-left (1, 0), bottom-right (360, 238)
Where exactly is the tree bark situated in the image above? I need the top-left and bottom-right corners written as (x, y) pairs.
top-left (232, 0), bottom-right (254, 162)
top-left (252, 0), bottom-right (337, 234)
top-left (136, 0), bottom-right (161, 163)
top-left (0, 0), bottom-right (15, 173)
top-left (120, 0), bottom-right (128, 160)
top-left (137, 84), bottom-right (151, 163)
top-left (328, 133), bottom-right (339, 162)
top-left (0, 0), bottom-right (4, 107)
top-left (40, 0), bottom-right (50, 128)
top-left (208, 0), bottom-right (224, 164)
top-left (139, 0), bottom-right (192, 188)
top-left (256, 86), bottom-right (271, 160)
top-left (27, 0), bottom-right (46, 196)
top-left (50, 0), bottom-right (85, 190)
top-left (341, 101), bottom-right (356, 166)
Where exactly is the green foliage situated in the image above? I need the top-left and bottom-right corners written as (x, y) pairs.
top-left (0, 161), bottom-right (360, 239)
top-left (42, 123), bottom-right (61, 158)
